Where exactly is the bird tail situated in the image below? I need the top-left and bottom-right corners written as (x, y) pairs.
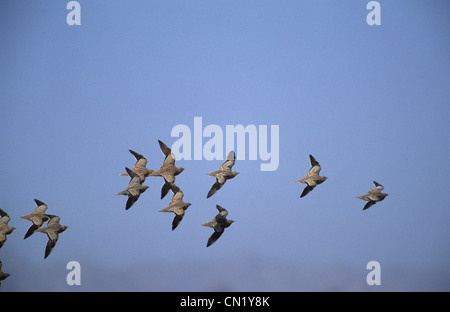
top-left (159, 206), bottom-right (173, 213)
top-left (148, 170), bottom-right (161, 177)
top-left (202, 221), bottom-right (215, 227)
top-left (116, 190), bottom-right (129, 196)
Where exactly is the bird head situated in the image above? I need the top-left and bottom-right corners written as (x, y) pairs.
top-left (177, 167), bottom-right (185, 174)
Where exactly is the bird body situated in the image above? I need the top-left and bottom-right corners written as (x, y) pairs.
top-left (120, 150), bottom-right (154, 182)
top-left (117, 167), bottom-right (149, 210)
top-left (202, 205), bottom-right (234, 247)
top-left (149, 140), bottom-right (184, 199)
top-left (35, 215), bottom-right (68, 259)
top-left (20, 199), bottom-right (50, 239)
top-left (295, 155), bottom-right (327, 198)
top-left (158, 185), bottom-right (191, 230)
top-left (0, 209), bottom-right (15, 248)
top-left (357, 181), bottom-right (389, 210)
top-left (206, 151), bottom-right (239, 198)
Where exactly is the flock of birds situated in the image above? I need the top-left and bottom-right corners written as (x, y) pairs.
top-left (0, 200), bottom-right (68, 287)
top-left (116, 140), bottom-right (238, 247)
top-left (0, 140), bottom-right (389, 288)
top-left (115, 140), bottom-right (388, 242)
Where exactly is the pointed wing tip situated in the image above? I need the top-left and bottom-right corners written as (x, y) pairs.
top-left (216, 205), bottom-right (226, 212)
top-left (309, 154), bottom-right (319, 166)
top-left (363, 201), bottom-right (376, 210)
top-left (207, 187), bottom-right (217, 198)
top-left (129, 149), bottom-right (144, 160)
top-left (34, 199), bottom-right (46, 206)
top-left (300, 185), bottom-right (313, 198)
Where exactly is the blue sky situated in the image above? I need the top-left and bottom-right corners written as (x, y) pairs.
top-left (0, 1), bottom-right (449, 291)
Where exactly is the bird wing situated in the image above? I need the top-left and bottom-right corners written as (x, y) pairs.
top-left (125, 167), bottom-right (140, 180)
top-left (207, 181), bottom-right (222, 198)
top-left (363, 200), bottom-right (376, 210)
top-left (372, 181), bottom-right (384, 192)
top-left (46, 228), bottom-right (59, 242)
top-left (44, 238), bottom-right (57, 259)
top-left (160, 179), bottom-right (173, 200)
top-left (0, 234), bottom-right (6, 248)
top-left (157, 140), bottom-right (177, 167)
top-left (171, 188), bottom-right (185, 203)
top-left (300, 184), bottom-right (315, 198)
top-left (34, 199), bottom-right (47, 208)
top-left (135, 158), bottom-right (148, 170)
top-left (161, 152), bottom-right (176, 167)
top-left (161, 173), bottom-right (175, 184)
top-left (129, 149), bottom-right (145, 162)
top-left (172, 214), bottom-right (183, 230)
top-left (309, 155), bottom-right (320, 167)
top-left (47, 216), bottom-right (61, 228)
top-left (24, 223), bottom-right (39, 239)
top-left (125, 195), bottom-right (138, 210)
top-left (0, 209), bottom-right (8, 218)
top-left (368, 187), bottom-right (381, 195)
top-left (170, 184), bottom-right (181, 194)
top-left (30, 214), bottom-right (49, 226)
top-left (217, 151), bottom-right (236, 172)
top-left (207, 228), bottom-right (224, 247)
top-left (306, 155), bottom-right (321, 177)
top-left (215, 205), bottom-right (228, 217)
top-left (33, 205), bottom-right (48, 215)
top-left (0, 215), bottom-right (10, 224)
top-left (158, 140), bottom-right (172, 158)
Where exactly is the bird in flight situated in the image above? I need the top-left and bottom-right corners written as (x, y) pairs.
top-left (117, 167), bottom-right (149, 210)
top-left (20, 199), bottom-right (50, 239)
top-left (158, 184), bottom-right (192, 230)
top-left (202, 205), bottom-right (234, 247)
top-left (356, 181), bottom-right (389, 210)
top-left (120, 149), bottom-right (154, 182)
top-left (36, 215), bottom-right (68, 259)
top-left (0, 209), bottom-right (15, 248)
top-left (295, 154), bottom-right (327, 198)
top-left (149, 140), bottom-right (184, 199)
top-left (206, 151), bottom-right (239, 198)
